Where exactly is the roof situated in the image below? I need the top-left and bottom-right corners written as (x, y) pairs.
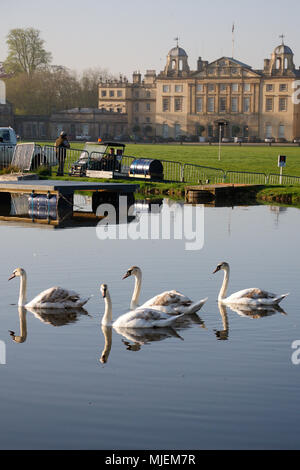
top-left (224, 57), bottom-right (252, 69)
top-left (274, 44), bottom-right (293, 55)
top-left (168, 46), bottom-right (188, 57)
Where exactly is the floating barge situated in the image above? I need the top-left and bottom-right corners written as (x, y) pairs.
top-left (0, 180), bottom-right (139, 226)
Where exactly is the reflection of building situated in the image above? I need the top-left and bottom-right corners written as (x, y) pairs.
top-left (98, 39), bottom-right (300, 142)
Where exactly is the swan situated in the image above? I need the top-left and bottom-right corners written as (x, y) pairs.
top-left (9, 267), bottom-right (90, 309)
top-left (122, 266), bottom-right (208, 314)
top-left (101, 283), bottom-right (184, 328)
top-left (213, 262), bottom-right (289, 306)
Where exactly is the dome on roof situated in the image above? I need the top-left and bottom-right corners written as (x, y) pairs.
top-left (168, 46), bottom-right (188, 57)
top-left (274, 44), bottom-right (293, 55)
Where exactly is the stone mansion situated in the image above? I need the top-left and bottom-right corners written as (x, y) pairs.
top-left (98, 41), bottom-right (300, 142)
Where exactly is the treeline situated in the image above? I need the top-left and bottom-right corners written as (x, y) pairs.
top-left (5, 66), bottom-right (113, 115)
top-left (2, 27), bottom-right (115, 115)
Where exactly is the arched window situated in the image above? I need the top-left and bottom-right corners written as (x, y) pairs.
top-left (284, 57), bottom-right (288, 69)
top-left (172, 60), bottom-right (176, 70)
top-left (179, 60), bottom-right (183, 71)
top-left (278, 124), bottom-right (285, 139)
top-left (162, 123), bottom-right (169, 139)
top-left (276, 58), bottom-right (281, 70)
top-left (175, 123), bottom-right (181, 138)
top-left (265, 123), bottom-right (272, 138)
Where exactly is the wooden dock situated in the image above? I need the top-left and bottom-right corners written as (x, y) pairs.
top-left (0, 180), bottom-right (139, 226)
top-left (185, 184), bottom-right (264, 204)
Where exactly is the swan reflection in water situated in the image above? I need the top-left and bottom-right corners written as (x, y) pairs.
top-left (9, 306), bottom-right (89, 343)
top-left (214, 302), bottom-right (287, 341)
top-left (100, 312), bottom-right (206, 363)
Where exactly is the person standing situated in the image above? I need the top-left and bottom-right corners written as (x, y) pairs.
top-left (55, 131), bottom-right (70, 176)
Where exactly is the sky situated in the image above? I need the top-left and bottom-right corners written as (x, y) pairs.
top-left (0, 0), bottom-right (299, 79)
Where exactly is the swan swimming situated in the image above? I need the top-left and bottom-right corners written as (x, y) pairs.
top-left (213, 262), bottom-right (289, 306)
top-left (122, 266), bottom-right (208, 314)
top-left (9, 267), bottom-right (90, 309)
top-left (100, 283), bottom-right (184, 328)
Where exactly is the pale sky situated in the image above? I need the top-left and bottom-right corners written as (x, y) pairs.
top-left (0, 0), bottom-right (299, 79)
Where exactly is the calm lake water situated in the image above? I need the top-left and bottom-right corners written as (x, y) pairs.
top-left (0, 201), bottom-right (299, 450)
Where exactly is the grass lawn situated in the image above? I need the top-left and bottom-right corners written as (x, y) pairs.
top-left (35, 141), bottom-right (300, 177)
top-left (124, 144), bottom-right (300, 177)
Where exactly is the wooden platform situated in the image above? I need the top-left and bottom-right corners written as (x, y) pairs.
top-left (0, 180), bottom-right (139, 195)
top-left (0, 180), bottom-right (139, 226)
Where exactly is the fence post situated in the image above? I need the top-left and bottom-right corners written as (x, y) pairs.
top-left (181, 164), bottom-right (185, 183)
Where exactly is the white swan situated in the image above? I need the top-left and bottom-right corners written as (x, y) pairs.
top-left (101, 283), bottom-right (183, 328)
top-left (213, 262), bottom-right (289, 306)
top-left (9, 267), bottom-right (90, 309)
top-left (122, 266), bottom-right (208, 314)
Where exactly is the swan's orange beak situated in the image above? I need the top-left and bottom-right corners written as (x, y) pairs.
top-left (8, 273), bottom-right (16, 281)
top-left (122, 271), bottom-right (131, 280)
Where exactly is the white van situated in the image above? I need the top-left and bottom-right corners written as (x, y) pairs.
top-left (0, 127), bottom-right (18, 166)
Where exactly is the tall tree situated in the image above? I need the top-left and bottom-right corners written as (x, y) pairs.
top-left (4, 28), bottom-right (52, 76)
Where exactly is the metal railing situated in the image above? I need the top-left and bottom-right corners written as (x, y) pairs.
top-left (0, 145), bottom-right (16, 169)
top-left (2, 142), bottom-right (300, 187)
top-left (160, 159), bottom-right (183, 182)
top-left (183, 163), bottom-right (226, 184)
top-left (43, 145), bottom-right (89, 174)
top-left (225, 170), bottom-right (267, 185)
top-left (120, 155), bottom-right (135, 175)
top-left (267, 173), bottom-right (300, 185)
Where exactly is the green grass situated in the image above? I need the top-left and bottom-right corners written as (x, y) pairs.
top-left (124, 144), bottom-right (300, 176)
top-left (31, 141), bottom-right (300, 206)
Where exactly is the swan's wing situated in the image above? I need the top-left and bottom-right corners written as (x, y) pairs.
top-left (27, 286), bottom-right (82, 307)
top-left (227, 288), bottom-right (277, 302)
top-left (113, 308), bottom-right (178, 328)
top-left (141, 290), bottom-right (192, 308)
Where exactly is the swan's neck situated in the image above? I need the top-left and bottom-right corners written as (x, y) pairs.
top-left (218, 302), bottom-right (229, 333)
top-left (18, 272), bottom-right (27, 307)
top-left (15, 307), bottom-right (27, 343)
top-left (219, 266), bottom-right (230, 301)
top-left (131, 271), bottom-right (142, 310)
top-left (102, 291), bottom-right (113, 326)
top-left (100, 326), bottom-right (112, 363)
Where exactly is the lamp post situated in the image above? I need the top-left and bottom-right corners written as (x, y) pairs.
top-left (218, 125), bottom-right (222, 161)
top-left (218, 122), bottom-right (226, 161)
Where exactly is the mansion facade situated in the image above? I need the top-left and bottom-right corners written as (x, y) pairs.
top-left (98, 41), bottom-right (300, 142)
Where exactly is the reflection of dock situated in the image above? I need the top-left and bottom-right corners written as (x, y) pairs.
top-left (0, 180), bottom-right (139, 227)
top-left (185, 184), bottom-right (264, 205)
